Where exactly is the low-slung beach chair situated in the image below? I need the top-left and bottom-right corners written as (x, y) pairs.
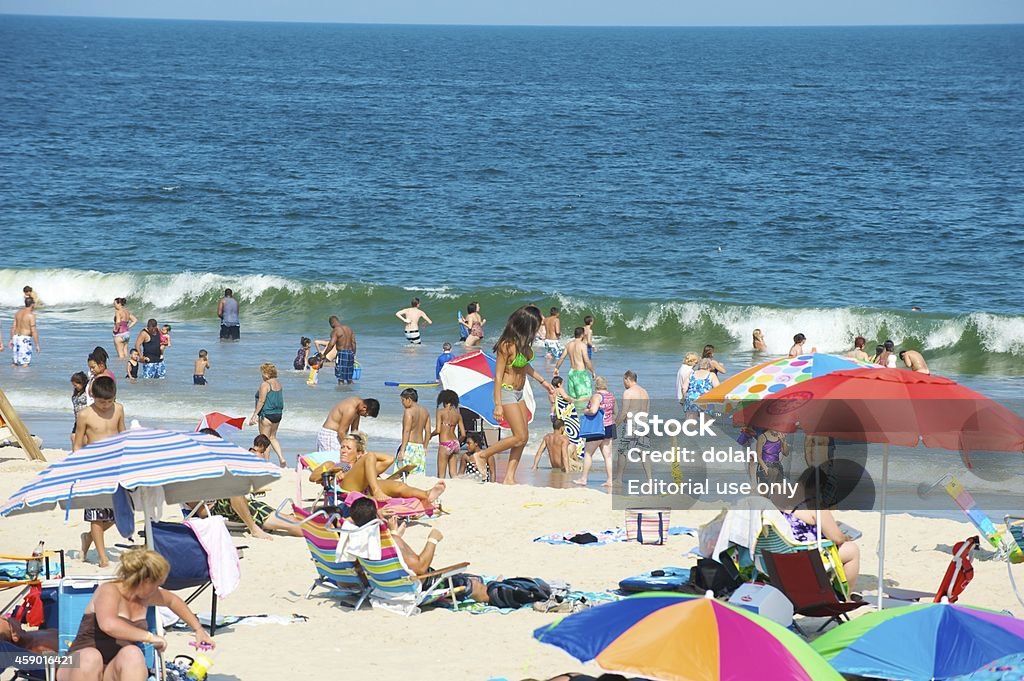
top-left (763, 550), bottom-right (867, 636)
top-left (884, 535), bottom-right (979, 605)
top-left (299, 513), bottom-right (372, 608)
top-left (354, 520), bottom-right (468, 616)
top-left (753, 511), bottom-right (850, 599)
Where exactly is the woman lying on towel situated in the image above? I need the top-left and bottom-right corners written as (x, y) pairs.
top-left (58, 549), bottom-right (213, 681)
top-left (309, 431), bottom-right (445, 506)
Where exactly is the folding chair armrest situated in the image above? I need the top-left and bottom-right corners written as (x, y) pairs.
top-left (272, 499), bottom-right (344, 524)
top-left (412, 562), bottom-right (471, 581)
top-left (386, 464), bottom-right (417, 481)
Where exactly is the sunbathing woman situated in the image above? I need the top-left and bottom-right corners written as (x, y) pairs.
top-left (311, 432), bottom-right (445, 505)
top-left (58, 549), bottom-right (213, 681)
top-left (471, 305), bottom-right (555, 485)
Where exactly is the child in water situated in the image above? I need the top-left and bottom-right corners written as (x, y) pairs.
top-left (294, 337), bottom-right (312, 370)
top-left (125, 349), bottom-right (140, 382)
top-left (70, 371), bottom-right (89, 447)
top-left (193, 350), bottom-right (210, 386)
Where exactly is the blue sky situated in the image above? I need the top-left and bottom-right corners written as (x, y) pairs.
top-left (0, 0), bottom-right (1021, 26)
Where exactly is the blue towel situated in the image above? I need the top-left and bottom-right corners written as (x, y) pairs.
top-left (113, 485), bottom-right (135, 539)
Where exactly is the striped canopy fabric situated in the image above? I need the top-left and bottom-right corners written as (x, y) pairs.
top-left (0, 428), bottom-right (281, 516)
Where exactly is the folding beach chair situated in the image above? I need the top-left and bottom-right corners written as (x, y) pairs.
top-left (354, 520), bottom-right (468, 616)
top-left (762, 550), bottom-right (867, 636)
top-left (299, 512), bottom-right (372, 608)
top-left (146, 521), bottom-right (240, 636)
top-left (883, 535), bottom-right (979, 605)
top-left (1008, 516), bottom-right (1024, 610)
top-left (753, 510), bottom-right (850, 599)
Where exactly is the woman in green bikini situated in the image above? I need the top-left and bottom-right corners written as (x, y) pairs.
top-left (471, 305), bottom-right (554, 485)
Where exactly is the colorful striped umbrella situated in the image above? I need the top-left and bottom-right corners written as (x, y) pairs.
top-left (0, 428), bottom-right (281, 547)
top-left (438, 350), bottom-right (535, 428)
top-left (533, 593), bottom-right (842, 681)
top-left (813, 603), bottom-right (1024, 681)
top-left (698, 353), bottom-right (879, 409)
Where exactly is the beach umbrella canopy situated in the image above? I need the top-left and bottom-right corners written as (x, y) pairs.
top-left (697, 354), bottom-right (878, 409)
top-left (813, 603), bottom-right (1024, 681)
top-left (732, 368), bottom-right (1024, 607)
top-left (949, 652), bottom-right (1024, 680)
top-left (196, 412), bottom-right (245, 435)
top-left (533, 593), bottom-right (842, 681)
top-left (439, 350), bottom-right (535, 428)
top-left (0, 428), bottom-right (280, 521)
top-left (732, 368), bottom-right (1024, 452)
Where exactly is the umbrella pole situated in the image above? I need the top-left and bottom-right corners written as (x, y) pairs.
top-left (877, 443), bottom-right (889, 610)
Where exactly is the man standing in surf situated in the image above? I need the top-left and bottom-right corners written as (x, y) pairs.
top-left (395, 297), bottom-right (433, 345)
top-left (554, 327), bottom-right (594, 409)
top-left (217, 288), bottom-right (240, 341)
top-left (10, 297), bottom-right (41, 366)
top-left (322, 316), bottom-right (357, 383)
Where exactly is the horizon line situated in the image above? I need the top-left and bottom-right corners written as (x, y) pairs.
top-left (3, 12), bottom-right (1023, 29)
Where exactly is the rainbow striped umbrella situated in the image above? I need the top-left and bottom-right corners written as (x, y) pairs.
top-left (697, 353), bottom-right (878, 409)
top-left (533, 593), bottom-right (841, 681)
top-left (0, 428), bottom-right (281, 546)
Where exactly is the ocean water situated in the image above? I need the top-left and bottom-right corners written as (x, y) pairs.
top-left (0, 17), bottom-right (1022, 491)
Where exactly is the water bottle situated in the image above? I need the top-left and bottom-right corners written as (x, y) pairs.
top-left (25, 540), bottom-right (43, 580)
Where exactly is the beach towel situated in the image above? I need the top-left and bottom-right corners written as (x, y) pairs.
top-left (184, 515), bottom-right (240, 598)
top-left (534, 526), bottom-right (695, 546)
top-left (112, 485), bottom-right (135, 539)
top-left (338, 519), bottom-right (382, 561)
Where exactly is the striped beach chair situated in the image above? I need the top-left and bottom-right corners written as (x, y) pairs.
top-left (355, 520), bottom-right (468, 616)
top-left (301, 515), bottom-right (372, 609)
top-left (753, 510), bottom-right (849, 599)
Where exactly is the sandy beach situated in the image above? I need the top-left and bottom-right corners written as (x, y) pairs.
top-left (1, 447), bottom-right (1019, 681)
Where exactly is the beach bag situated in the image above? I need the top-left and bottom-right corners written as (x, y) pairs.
top-left (352, 361), bottom-right (362, 381)
top-left (689, 557), bottom-right (744, 598)
top-left (486, 577), bottom-right (552, 609)
top-left (626, 509), bottom-right (671, 545)
top-left (13, 583), bottom-right (45, 627)
top-left (579, 408), bottom-right (605, 440)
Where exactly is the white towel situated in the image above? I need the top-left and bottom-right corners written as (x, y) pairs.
top-left (338, 519), bottom-right (381, 562)
top-left (184, 515), bottom-right (240, 598)
top-left (130, 487), bottom-right (165, 522)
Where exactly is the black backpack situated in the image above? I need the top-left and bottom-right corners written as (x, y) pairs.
top-left (486, 577), bottom-right (552, 609)
top-left (679, 557), bottom-right (744, 598)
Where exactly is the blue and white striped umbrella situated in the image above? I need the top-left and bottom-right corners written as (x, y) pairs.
top-left (0, 428), bottom-right (281, 517)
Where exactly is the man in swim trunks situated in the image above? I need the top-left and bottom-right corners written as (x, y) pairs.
top-left (318, 396), bottom-right (380, 452)
top-left (217, 288), bottom-right (240, 340)
top-left (395, 297), bottom-right (433, 345)
top-left (615, 370), bottom-right (652, 485)
top-left (322, 315), bottom-right (357, 383)
top-left (542, 307), bottom-right (562, 360)
top-left (398, 388), bottom-right (431, 476)
top-left (9, 297), bottom-right (40, 366)
top-left (899, 349), bottom-right (930, 374)
top-left (554, 327), bottom-right (593, 409)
